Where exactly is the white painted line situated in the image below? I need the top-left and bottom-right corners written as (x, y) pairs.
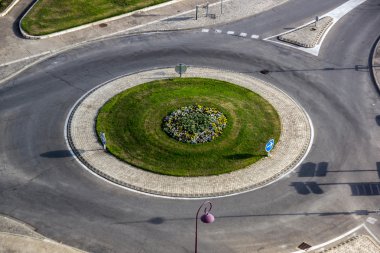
top-left (366, 217), bottom-right (378, 225)
top-left (328, 0), bottom-right (367, 20)
top-left (364, 224), bottom-right (380, 243)
top-left (227, 31), bottom-right (235, 35)
top-left (0, 51), bottom-right (51, 67)
top-left (290, 224), bottom-right (365, 253)
top-left (0, 0), bottom-right (21, 17)
top-left (263, 0), bottom-right (367, 56)
top-left (239, 32), bottom-right (247, 37)
top-left (201, 28), bottom-right (209, 33)
top-left (267, 39), bottom-right (320, 56)
top-left (214, 29), bottom-right (222, 33)
top-left (251, 34), bottom-right (260, 39)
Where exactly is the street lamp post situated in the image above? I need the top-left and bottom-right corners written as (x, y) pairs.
top-left (195, 201), bottom-right (215, 253)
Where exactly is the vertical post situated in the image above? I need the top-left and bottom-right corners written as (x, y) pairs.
top-left (220, 0), bottom-right (223, 14)
top-left (179, 63), bottom-right (182, 78)
top-left (196, 5), bottom-right (199, 20)
top-left (206, 2), bottom-right (209, 17)
top-left (195, 201), bottom-right (214, 253)
top-left (100, 132), bottom-right (106, 150)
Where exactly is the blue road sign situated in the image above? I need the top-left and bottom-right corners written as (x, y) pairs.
top-left (265, 139), bottom-right (275, 153)
top-left (100, 132), bottom-right (106, 145)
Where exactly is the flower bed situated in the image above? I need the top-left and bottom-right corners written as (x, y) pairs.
top-left (162, 105), bottom-right (227, 144)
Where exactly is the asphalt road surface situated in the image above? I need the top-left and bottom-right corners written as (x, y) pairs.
top-left (0, 0), bottom-right (380, 252)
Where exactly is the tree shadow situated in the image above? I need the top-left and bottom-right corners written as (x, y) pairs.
top-left (148, 217), bottom-right (165, 224)
top-left (40, 149), bottom-right (94, 158)
top-left (298, 162), bottom-right (328, 177)
top-left (165, 16), bottom-right (193, 22)
top-left (375, 115), bottom-right (380, 126)
top-left (349, 183), bottom-right (380, 196)
top-left (40, 150), bottom-right (73, 158)
top-left (291, 182), bottom-right (324, 195)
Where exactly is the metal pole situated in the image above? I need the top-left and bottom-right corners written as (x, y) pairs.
top-left (195, 201), bottom-right (213, 253)
top-left (206, 3), bottom-right (209, 17)
top-left (220, 0), bottom-right (223, 14)
top-left (196, 5), bottom-right (199, 20)
top-left (179, 63), bottom-right (182, 77)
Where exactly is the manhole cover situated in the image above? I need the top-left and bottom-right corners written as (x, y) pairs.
top-left (297, 242), bottom-right (312, 250)
top-left (99, 23), bottom-right (108, 28)
top-left (260, 69), bottom-right (270, 75)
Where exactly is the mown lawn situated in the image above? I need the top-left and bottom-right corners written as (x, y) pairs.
top-left (96, 78), bottom-right (281, 177)
top-left (21, 0), bottom-right (170, 35)
top-left (0, 0), bottom-right (14, 12)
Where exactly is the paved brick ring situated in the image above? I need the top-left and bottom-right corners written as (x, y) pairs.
top-left (65, 67), bottom-right (313, 198)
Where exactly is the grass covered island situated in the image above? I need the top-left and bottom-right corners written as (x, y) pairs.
top-left (96, 78), bottom-right (281, 177)
top-left (21, 0), bottom-right (170, 35)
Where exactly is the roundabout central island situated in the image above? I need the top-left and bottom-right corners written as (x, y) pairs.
top-left (66, 67), bottom-right (313, 198)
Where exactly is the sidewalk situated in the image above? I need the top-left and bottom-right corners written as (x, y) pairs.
top-left (0, 215), bottom-right (87, 253)
top-left (0, 0), bottom-right (287, 83)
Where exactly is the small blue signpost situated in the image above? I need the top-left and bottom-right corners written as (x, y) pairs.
top-left (100, 132), bottom-right (107, 150)
top-left (265, 139), bottom-right (275, 156)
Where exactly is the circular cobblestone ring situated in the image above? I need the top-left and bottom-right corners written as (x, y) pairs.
top-left (66, 67), bottom-right (313, 198)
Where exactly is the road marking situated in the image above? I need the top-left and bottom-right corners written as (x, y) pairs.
top-left (214, 29), bottom-right (222, 33)
top-left (366, 217), bottom-right (378, 224)
top-left (239, 32), bottom-right (247, 37)
top-left (364, 224), bottom-right (380, 243)
top-left (263, 0), bottom-right (367, 56)
top-left (227, 31), bottom-right (235, 35)
top-left (201, 29), bottom-right (209, 33)
top-left (0, 51), bottom-right (52, 67)
top-left (251, 34), bottom-right (260, 39)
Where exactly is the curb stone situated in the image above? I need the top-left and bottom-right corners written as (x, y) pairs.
top-left (321, 235), bottom-right (380, 253)
top-left (66, 67), bottom-right (313, 198)
top-left (18, 0), bottom-right (210, 39)
top-left (0, 0), bottom-right (21, 17)
top-left (370, 35), bottom-right (380, 93)
top-left (278, 16), bottom-right (333, 48)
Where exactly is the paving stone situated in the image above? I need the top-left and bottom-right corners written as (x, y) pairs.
top-left (278, 16), bottom-right (333, 48)
top-left (67, 67), bottom-right (312, 198)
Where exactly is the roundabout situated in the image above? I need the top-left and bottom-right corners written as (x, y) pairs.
top-left (1, 0), bottom-right (380, 252)
top-left (66, 67), bottom-right (312, 197)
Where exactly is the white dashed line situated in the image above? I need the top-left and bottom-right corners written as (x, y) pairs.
top-left (251, 34), bottom-right (260, 39)
top-left (201, 29), bottom-right (210, 33)
top-left (227, 31), bottom-right (235, 35)
top-left (214, 29), bottom-right (222, 33)
top-left (239, 32), bottom-right (247, 37)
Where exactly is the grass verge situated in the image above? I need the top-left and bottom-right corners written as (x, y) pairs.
top-left (0, 0), bottom-right (14, 13)
top-left (21, 0), bottom-right (170, 35)
top-left (96, 78), bottom-right (281, 177)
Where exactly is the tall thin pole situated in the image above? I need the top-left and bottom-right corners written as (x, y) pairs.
top-left (220, 0), bottom-right (223, 14)
top-left (195, 201), bottom-right (212, 253)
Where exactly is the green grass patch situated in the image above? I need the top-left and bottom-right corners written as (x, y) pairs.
top-left (21, 0), bottom-right (170, 35)
top-left (96, 78), bottom-right (281, 177)
top-left (0, 0), bottom-right (14, 12)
